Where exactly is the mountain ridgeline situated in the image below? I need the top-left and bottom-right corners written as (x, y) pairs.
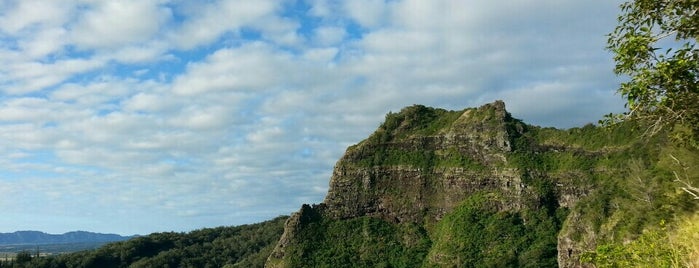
top-left (266, 101), bottom-right (698, 267)
top-left (0, 231), bottom-right (132, 245)
top-left (2, 216), bottom-right (288, 268)
top-left (10, 101), bottom-right (697, 267)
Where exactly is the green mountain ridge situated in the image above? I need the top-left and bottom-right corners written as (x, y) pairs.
top-left (0, 231), bottom-right (133, 245)
top-left (8, 101), bottom-right (697, 267)
top-left (266, 101), bottom-right (698, 267)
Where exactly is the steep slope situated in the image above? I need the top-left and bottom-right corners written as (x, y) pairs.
top-left (266, 101), bottom-right (561, 267)
top-left (266, 101), bottom-right (698, 267)
top-left (323, 101), bottom-right (521, 224)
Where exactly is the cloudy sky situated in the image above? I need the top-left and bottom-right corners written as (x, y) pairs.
top-left (0, 0), bottom-right (626, 235)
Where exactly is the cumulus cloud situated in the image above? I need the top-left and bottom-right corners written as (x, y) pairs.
top-left (69, 0), bottom-right (170, 50)
top-left (343, 0), bottom-right (388, 29)
top-left (172, 43), bottom-right (299, 95)
top-left (0, 0), bottom-right (628, 234)
top-left (0, 0), bottom-right (70, 35)
top-left (169, 0), bottom-right (279, 49)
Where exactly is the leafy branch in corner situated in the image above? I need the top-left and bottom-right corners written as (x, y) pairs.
top-left (605, 0), bottom-right (699, 147)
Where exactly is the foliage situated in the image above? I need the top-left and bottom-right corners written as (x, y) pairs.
top-left (581, 220), bottom-right (685, 267)
top-left (606, 0), bottom-right (699, 147)
top-left (285, 216), bottom-right (432, 268)
top-left (14, 216), bottom-right (287, 268)
top-left (561, 125), bottom-right (699, 265)
top-left (426, 193), bottom-right (565, 268)
top-left (593, 3), bottom-right (699, 264)
top-left (670, 212), bottom-right (699, 267)
top-left (371, 105), bottom-right (464, 143)
top-left (13, 252), bottom-right (32, 265)
top-left (599, 212), bottom-right (699, 268)
top-left (506, 119), bottom-right (699, 266)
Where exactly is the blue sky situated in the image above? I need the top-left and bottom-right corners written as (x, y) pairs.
top-left (0, 0), bottom-right (626, 235)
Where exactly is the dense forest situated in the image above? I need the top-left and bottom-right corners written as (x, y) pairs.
top-left (0, 216), bottom-right (287, 268)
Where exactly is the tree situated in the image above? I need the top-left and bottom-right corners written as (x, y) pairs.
top-left (14, 251), bottom-right (32, 265)
top-left (606, 0), bottom-right (699, 146)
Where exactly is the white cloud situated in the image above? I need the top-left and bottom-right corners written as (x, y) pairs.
top-left (303, 47), bottom-right (339, 62)
top-left (69, 0), bottom-right (171, 50)
top-left (51, 78), bottom-right (132, 105)
top-left (307, 0), bottom-right (334, 17)
top-left (254, 15), bottom-right (303, 47)
top-left (313, 26), bottom-right (347, 46)
top-left (18, 27), bottom-right (68, 58)
top-left (122, 92), bottom-right (167, 112)
top-left (105, 41), bottom-right (171, 63)
top-left (0, 97), bottom-right (53, 122)
top-left (169, 106), bottom-right (230, 130)
top-left (0, 0), bottom-right (70, 35)
top-left (0, 0), bottom-right (629, 235)
top-left (1, 58), bottom-right (104, 94)
top-left (170, 0), bottom-right (278, 49)
top-left (172, 43), bottom-right (298, 95)
top-left (343, 0), bottom-right (388, 29)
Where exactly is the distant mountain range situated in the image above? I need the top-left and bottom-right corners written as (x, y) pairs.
top-left (0, 231), bottom-right (134, 245)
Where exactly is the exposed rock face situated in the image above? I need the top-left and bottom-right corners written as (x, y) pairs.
top-left (322, 101), bottom-right (522, 223)
top-left (266, 101), bottom-right (597, 267)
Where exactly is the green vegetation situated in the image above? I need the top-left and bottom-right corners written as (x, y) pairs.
top-left (606, 0), bottom-right (699, 147)
top-left (594, 4), bottom-right (699, 264)
top-left (581, 212), bottom-right (699, 267)
top-left (285, 216), bottom-right (431, 268)
top-left (576, 143), bottom-right (699, 267)
top-left (511, 117), bottom-right (698, 267)
top-left (581, 220), bottom-right (684, 267)
top-left (279, 193), bottom-right (566, 268)
top-left (369, 105), bottom-right (465, 143)
top-left (0, 216), bottom-right (287, 268)
top-left (273, 98), bottom-right (697, 267)
top-left (426, 193), bottom-right (565, 267)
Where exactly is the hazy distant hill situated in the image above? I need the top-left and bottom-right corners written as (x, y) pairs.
top-left (0, 231), bottom-right (133, 245)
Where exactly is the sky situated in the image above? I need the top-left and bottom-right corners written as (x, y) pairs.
top-left (0, 0), bottom-right (627, 235)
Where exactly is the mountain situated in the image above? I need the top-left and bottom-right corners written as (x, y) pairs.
top-left (266, 101), bottom-right (698, 267)
top-left (0, 231), bottom-right (133, 245)
top-left (10, 101), bottom-right (697, 267)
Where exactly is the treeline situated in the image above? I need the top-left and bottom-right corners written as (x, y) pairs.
top-left (0, 216), bottom-right (287, 268)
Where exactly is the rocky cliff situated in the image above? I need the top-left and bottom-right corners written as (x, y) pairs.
top-left (265, 101), bottom-right (694, 267)
top-left (323, 101), bottom-right (522, 223)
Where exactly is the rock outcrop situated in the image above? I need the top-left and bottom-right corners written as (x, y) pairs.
top-left (322, 101), bottom-right (522, 223)
top-left (265, 101), bottom-right (645, 267)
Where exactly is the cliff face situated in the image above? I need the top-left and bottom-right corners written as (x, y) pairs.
top-left (322, 101), bottom-right (523, 224)
top-left (265, 101), bottom-right (683, 267)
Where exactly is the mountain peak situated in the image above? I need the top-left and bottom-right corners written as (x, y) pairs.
top-left (267, 102), bottom-right (534, 267)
